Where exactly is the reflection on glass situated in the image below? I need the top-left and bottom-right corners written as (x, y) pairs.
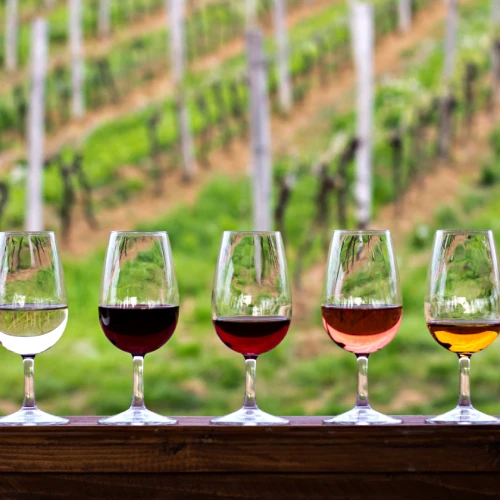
top-left (211, 231), bottom-right (292, 426)
top-left (425, 230), bottom-right (500, 424)
top-left (322, 230), bottom-right (403, 425)
top-left (0, 231), bottom-right (69, 426)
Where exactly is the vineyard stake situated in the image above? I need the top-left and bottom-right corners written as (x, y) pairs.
top-left (98, 0), bottom-right (111, 37)
top-left (247, 30), bottom-right (273, 232)
top-left (69, 0), bottom-right (85, 118)
top-left (168, 0), bottom-right (195, 182)
top-left (493, 0), bottom-right (500, 24)
top-left (438, 0), bottom-right (458, 157)
top-left (492, 0), bottom-right (500, 106)
top-left (351, 2), bottom-right (374, 229)
top-left (26, 19), bottom-right (48, 232)
top-left (245, 0), bottom-right (259, 29)
top-left (5, 0), bottom-right (18, 72)
top-left (273, 0), bottom-right (293, 114)
top-left (398, 0), bottom-right (412, 33)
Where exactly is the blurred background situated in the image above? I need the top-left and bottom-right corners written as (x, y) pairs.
top-left (0, 0), bottom-right (499, 418)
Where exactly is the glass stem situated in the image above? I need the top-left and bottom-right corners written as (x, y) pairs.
top-left (22, 356), bottom-right (36, 410)
top-left (355, 355), bottom-right (371, 408)
top-left (243, 357), bottom-right (258, 410)
top-left (458, 355), bottom-right (472, 408)
top-left (131, 355), bottom-right (146, 410)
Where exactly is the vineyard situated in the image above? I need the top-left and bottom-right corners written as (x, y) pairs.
top-left (0, 0), bottom-right (500, 420)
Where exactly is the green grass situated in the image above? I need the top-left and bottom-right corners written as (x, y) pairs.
top-left (0, 0), bottom-right (496, 419)
top-left (2, 146), bottom-right (500, 418)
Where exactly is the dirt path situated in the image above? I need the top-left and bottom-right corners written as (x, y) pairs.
top-left (61, 0), bottom-right (449, 257)
top-left (0, 0), bottom-right (335, 170)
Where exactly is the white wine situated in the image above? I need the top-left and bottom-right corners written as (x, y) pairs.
top-left (0, 305), bottom-right (68, 356)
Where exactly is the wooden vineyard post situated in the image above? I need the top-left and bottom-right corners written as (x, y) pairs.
top-left (337, 138), bottom-right (358, 229)
top-left (245, 0), bottom-right (258, 29)
top-left (492, 0), bottom-right (500, 106)
top-left (247, 30), bottom-right (273, 232)
top-left (98, 0), bottom-right (112, 37)
top-left (26, 19), bottom-right (48, 231)
top-left (273, 0), bottom-right (293, 114)
top-left (398, 0), bottom-right (412, 33)
top-left (438, 0), bottom-right (458, 157)
top-left (351, 2), bottom-right (374, 229)
top-left (5, 0), bottom-right (18, 72)
top-left (69, 0), bottom-right (85, 118)
top-left (168, 0), bottom-right (195, 182)
top-left (493, 0), bottom-right (500, 25)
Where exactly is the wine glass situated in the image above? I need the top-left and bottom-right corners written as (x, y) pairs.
top-left (98, 231), bottom-right (179, 425)
top-left (425, 230), bottom-right (500, 424)
top-left (211, 231), bottom-right (292, 425)
top-left (322, 230), bottom-right (403, 425)
top-left (0, 231), bottom-right (68, 426)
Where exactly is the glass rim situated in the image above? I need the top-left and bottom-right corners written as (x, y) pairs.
top-left (1, 231), bottom-right (55, 236)
top-left (435, 229), bottom-right (493, 235)
top-left (223, 230), bottom-right (281, 236)
top-left (332, 229), bottom-right (390, 236)
top-left (110, 230), bottom-right (168, 236)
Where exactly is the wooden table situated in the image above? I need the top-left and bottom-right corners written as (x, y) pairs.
top-left (0, 416), bottom-right (498, 498)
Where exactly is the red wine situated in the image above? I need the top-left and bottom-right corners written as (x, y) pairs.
top-left (214, 316), bottom-right (290, 357)
top-left (321, 305), bottom-right (402, 355)
top-left (98, 305), bottom-right (179, 356)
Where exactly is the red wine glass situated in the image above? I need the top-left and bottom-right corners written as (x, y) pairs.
top-left (322, 230), bottom-right (403, 425)
top-left (211, 231), bottom-right (292, 425)
top-left (425, 230), bottom-right (500, 424)
top-left (98, 231), bottom-right (179, 425)
top-left (0, 231), bottom-right (68, 426)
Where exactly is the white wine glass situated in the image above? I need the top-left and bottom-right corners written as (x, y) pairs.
top-left (0, 231), bottom-right (69, 426)
top-left (425, 230), bottom-right (500, 424)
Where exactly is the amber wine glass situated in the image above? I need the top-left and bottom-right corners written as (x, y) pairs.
top-left (0, 231), bottom-right (68, 426)
top-left (211, 231), bottom-right (292, 425)
top-left (425, 230), bottom-right (500, 424)
top-left (322, 230), bottom-right (403, 425)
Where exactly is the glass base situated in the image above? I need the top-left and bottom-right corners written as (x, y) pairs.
top-left (426, 406), bottom-right (499, 425)
top-left (324, 406), bottom-right (402, 425)
top-left (98, 406), bottom-right (177, 426)
top-left (211, 407), bottom-right (289, 426)
top-left (0, 407), bottom-right (69, 426)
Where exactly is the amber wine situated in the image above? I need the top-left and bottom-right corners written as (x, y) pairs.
top-left (0, 304), bottom-right (68, 356)
top-left (427, 319), bottom-right (500, 355)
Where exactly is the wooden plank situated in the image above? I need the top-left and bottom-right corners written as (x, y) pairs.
top-left (26, 19), bottom-right (48, 232)
top-left (0, 416), bottom-right (499, 474)
top-left (0, 472), bottom-right (499, 499)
